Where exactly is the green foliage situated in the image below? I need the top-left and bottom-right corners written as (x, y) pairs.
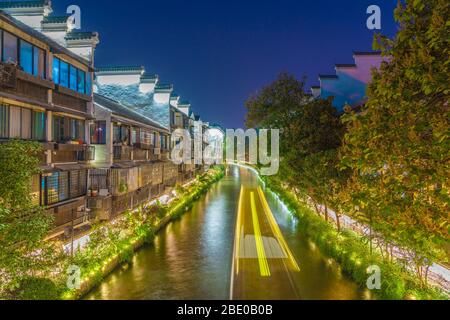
top-left (16, 277), bottom-right (60, 301)
top-left (0, 140), bottom-right (57, 296)
top-left (266, 177), bottom-right (447, 300)
top-left (340, 0), bottom-right (449, 271)
top-left (245, 73), bottom-right (343, 156)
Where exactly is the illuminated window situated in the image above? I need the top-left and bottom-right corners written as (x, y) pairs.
top-left (59, 60), bottom-right (69, 87)
top-left (2, 31), bottom-right (17, 63)
top-left (19, 40), bottom-right (33, 74)
top-left (90, 121), bottom-right (106, 144)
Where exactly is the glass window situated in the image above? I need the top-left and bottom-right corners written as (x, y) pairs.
top-left (32, 111), bottom-right (46, 141)
top-left (19, 40), bottom-right (33, 74)
top-left (2, 32), bottom-right (17, 63)
top-left (52, 57), bottom-right (60, 84)
top-left (53, 116), bottom-right (66, 143)
top-left (113, 125), bottom-right (120, 144)
top-left (121, 126), bottom-right (129, 144)
top-left (90, 121), bottom-right (106, 144)
top-left (69, 65), bottom-right (77, 91)
top-left (131, 128), bottom-right (138, 145)
top-left (60, 60), bottom-right (69, 87)
top-left (77, 69), bottom-right (85, 94)
top-left (0, 105), bottom-right (9, 138)
top-left (140, 130), bottom-right (151, 146)
top-left (20, 108), bottom-right (31, 140)
top-left (70, 118), bottom-right (84, 142)
top-left (33, 46), bottom-right (45, 78)
top-left (9, 106), bottom-right (21, 138)
top-left (85, 72), bottom-right (92, 95)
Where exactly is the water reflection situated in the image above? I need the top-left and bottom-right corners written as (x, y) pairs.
top-left (85, 165), bottom-right (365, 300)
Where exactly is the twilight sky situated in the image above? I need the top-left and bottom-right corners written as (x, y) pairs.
top-left (54, 0), bottom-right (398, 128)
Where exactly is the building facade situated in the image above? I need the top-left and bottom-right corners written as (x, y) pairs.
top-left (311, 51), bottom-right (386, 112)
top-left (0, 10), bottom-right (95, 239)
top-left (0, 0), bottom-right (212, 243)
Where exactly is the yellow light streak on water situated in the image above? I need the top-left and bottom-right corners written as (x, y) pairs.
top-left (251, 192), bottom-right (271, 277)
top-left (258, 186), bottom-right (300, 272)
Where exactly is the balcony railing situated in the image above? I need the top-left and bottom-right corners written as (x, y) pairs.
top-left (77, 146), bottom-right (96, 162)
top-left (133, 148), bottom-right (147, 161)
top-left (113, 145), bottom-right (133, 161)
top-left (1, 63), bottom-right (53, 104)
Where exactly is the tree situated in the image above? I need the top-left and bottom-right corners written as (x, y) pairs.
top-left (0, 140), bottom-right (56, 295)
top-left (245, 72), bottom-right (344, 158)
top-left (340, 0), bottom-right (449, 277)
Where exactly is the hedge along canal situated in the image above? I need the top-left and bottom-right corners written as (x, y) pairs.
top-left (256, 167), bottom-right (448, 300)
top-left (60, 166), bottom-right (225, 300)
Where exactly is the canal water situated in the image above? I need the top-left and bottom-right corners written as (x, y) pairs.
top-left (85, 165), bottom-right (366, 300)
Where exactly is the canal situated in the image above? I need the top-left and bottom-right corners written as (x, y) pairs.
top-left (85, 165), bottom-right (367, 300)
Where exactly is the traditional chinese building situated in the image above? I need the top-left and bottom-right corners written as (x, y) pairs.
top-left (311, 51), bottom-right (386, 112)
top-left (0, 10), bottom-right (96, 239)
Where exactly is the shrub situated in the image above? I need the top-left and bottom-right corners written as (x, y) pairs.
top-left (17, 278), bottom-right (60, 300)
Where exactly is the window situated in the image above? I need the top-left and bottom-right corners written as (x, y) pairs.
top-left (85, 73), bottom-right (92, 95)
top-left (33, 46), bottom-right (45, 78)
top-left (0, 105), bottom-right (46, 141)
top-left (19, 40), bottom-right (33, 74)
top-left (54, 116), bottom-right (85, 143)
top-left (131, 128), bottom-right (138, 145)
top-left (69, 65), bottom-right (77, 91)
top-left (43, 170), bottom-right (87, 206)
top-left (140, 129), bottom-right (152, 146)
top-left (90, 121), bottom-right (106, 144)
top-left (1, 30), bottom-right (46, 78)
top-left (77, 69), bottom-right (85, 94)
top-left (32, 111), bottom-right (46, 141)
top-left (70, 118), bottom-right (85, 142)
top-left (20, 108), bottom-right (31, 139)
top-left (2, 31), bottom-right (17, 63)
top-left (113, 124), bottom-right (130, 144)
top-left (51, 56), bottom-right (90, 94)
top-left (59, 60), bottom-right (69, 87)
top-left (53, 57), bottom-right (60, 84)
top-left (53, 116), bottom-right (65, 143)
top-left (0, 105), bottom-right (9, 138)
top-left (45, 172), bottom-right (68, 205)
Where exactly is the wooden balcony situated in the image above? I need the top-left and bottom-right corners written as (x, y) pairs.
top-left (53, 85), bottom-right (91, 114)
top-left (1, 63), bottom-right (52, 105)
top-left (161, 149), bottom-right (170, 161)
top-left (133, 148), bottom-right (148, 161)
top-left (113, 145), bottom-right (133, 161)
top-left (53, 144), bottom-right (94, 163)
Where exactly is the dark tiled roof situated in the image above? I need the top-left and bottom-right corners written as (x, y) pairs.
top-left (0, 11), bottom-right (90, 66)
top-left (94, 94), bottom-right (169, 132)
top-left (353, 51), bottom-right (382, 56)
top-left (140, 74), bottom-right (158, 83)
top-left (0, 0), bottom-right (47, 9)
top-left (96, 66), bottom-right (144, 74)
top-left (65, 31), bottom-right (98, 41)
top-left (155, 84), bottom-right (173, 92)
top-left (319, 75), bottom-right (339, 79)
top-left (178, 100), bottom-right (190, 106)
top-left (335, 64), bottom-right (357, 68)
top-left (43, 15), bottom-right (69, 24)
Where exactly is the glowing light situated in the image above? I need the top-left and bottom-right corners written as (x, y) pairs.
top-left (257, 187), bottom-right (300, 272)
top-left (250, 192), bottom-right (271, 277)
top-left (233, 186), bottom-right (245, 275)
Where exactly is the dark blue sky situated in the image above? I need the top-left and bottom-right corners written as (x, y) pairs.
top-left (54, 0), bottom-right (398, 128)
